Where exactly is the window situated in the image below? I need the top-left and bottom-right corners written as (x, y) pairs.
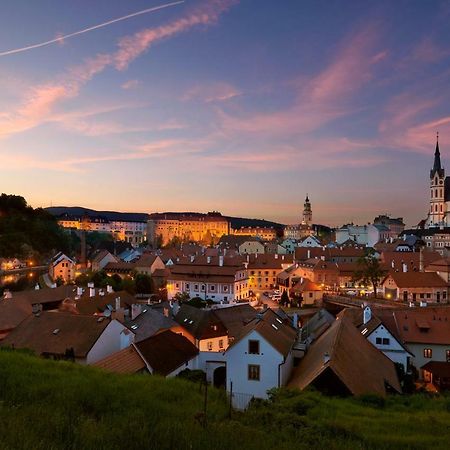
top-left (219, 339), bottom-right (224, 349)
top-left (424, 348), bottom-right (432, 358)
top-left (210, 285), bottom-right (215, 292)
top-left (382, 338), bottom-right (390, 345)
top-left (248, 364), bottom-right (260, 381)
top-left (376, 337), bottom-right (382, 345)
top-left (186, 283), bottom-right (190, 290)
top-left (248, 340), bottom-right (260, 354)
top-left (207, 341), bottom-right (213, 351)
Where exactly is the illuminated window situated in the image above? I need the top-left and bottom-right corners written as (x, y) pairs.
top-left (424, 348), bottom-right (432, 358)
top-left (248, 364), bottom-right (260, 381)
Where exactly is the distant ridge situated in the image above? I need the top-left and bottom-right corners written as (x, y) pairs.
top-left (45, 206), bottom-right (149, 222)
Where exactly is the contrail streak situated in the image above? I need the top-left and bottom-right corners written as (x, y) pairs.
top-left (0, 1), bottom-right (184, 57)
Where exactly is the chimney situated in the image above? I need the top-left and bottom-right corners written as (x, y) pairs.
top-left (76, 286), bottom-right (83, 296)
top-left (307, 249), bottom-right (311, 259)
top-left (35, 284), bottom-right (40, 290)
top-left (89, 287), bottom-right (95, 298)
top-left (88, 282), bottom-right (94, 288)
top-left (219, 255), bottom-right (224, 267)
top-left (420, 301), bottom-right (428, 307)
top-left (115, 296), bottom-right (121, 311)
top-left (131, 304), bottom-right (141, 320)
top-left (402, 263), bottom-right (407, 273)
top-left (51, 283), bottom-right (57, 289)
top-left (409, 301), bottom-right (415, 308)
top-left (419, 247), bottom-right (424, 272)
top-left (106, 285), bottom-right (113, 294)
top-left (363, 306), bottom-right (372, 325)
top-left (207, 256), bottom-right (211, 264)
top-left (190, 255), bottom-right (195, 263)
top-left (3, 290), bottom-right (12, 299)
top-left (391, 260), bottom-right (394, 269)
top-left (275, 254), bottom-right (278, 259)
top-left (323, 352), bottom-right (331, 364)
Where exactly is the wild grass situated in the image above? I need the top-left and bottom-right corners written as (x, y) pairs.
top-left (0, 349), bottom-right (449, 449)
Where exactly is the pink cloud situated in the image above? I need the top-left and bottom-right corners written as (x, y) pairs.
top-left (217, 25), bottom-right (386, 136)
top-left (114, 0), bottom-right (238, 70)
top-left (0, 1), bottom-right (237, 139)
top-left (182, 81), bottom-right (241, 103)
top-left (121, 79), bottom-right (140, 90)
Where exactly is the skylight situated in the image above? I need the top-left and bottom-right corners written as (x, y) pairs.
top-left (131, 324), bottom-right (138, 330)
top-left (276, 318), bottom-right (282, 324)
top-left (271, 324), bottom-right (278, 330)
top-left (361, 328), bottom-right (368, 335)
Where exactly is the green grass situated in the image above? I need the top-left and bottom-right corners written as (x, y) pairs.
top-left (1, 349), bottom-right (450, 449)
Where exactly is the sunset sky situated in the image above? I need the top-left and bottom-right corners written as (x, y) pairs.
top-left (1, 0), bottom-right (450, 227)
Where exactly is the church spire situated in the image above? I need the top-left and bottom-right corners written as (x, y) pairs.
top-left (431, 132), bottom-right (443, 178)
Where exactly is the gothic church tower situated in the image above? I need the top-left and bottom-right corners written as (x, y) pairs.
top-left (427, 133), bottom-right (446, 227)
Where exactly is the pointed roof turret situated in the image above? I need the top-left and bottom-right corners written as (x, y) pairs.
top-left (430, 132), bottom-right (444, 178)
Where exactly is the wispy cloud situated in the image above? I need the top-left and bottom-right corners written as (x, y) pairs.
top-left (216, 25), bottom-right (386, 136)
top-left (121, 79), bottom-right (140, 90)
top-left (182, 81), bottom-right (241, 103)
top-left (0, 0), bottom-right (238, 139)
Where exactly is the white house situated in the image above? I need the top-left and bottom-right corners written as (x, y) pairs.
top-left (224, 309), bottom-right (297, 408)
top-left (0, 312), bottom-right (134, 364)
top-left (298, 236), bottom-right (322, 248)
top-left (342, 307), bottom-right (412, 372)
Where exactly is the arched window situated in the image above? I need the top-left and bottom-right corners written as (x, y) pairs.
top-left (431, 190), bottom-right (434, 198)
top-left (436, 189), bottom-right (438, 197)
top-left (435, 204), bottom-right (438, 212)
top-left (440, 189), bottom-right (443, 197)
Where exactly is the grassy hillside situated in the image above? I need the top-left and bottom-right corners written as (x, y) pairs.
top-left (0, 349), bottom-right (450, 450)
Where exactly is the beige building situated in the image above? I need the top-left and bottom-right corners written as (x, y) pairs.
top-left (231, 226), bottom-right (277, 241)
top-left (49, 252), bottom-right (76, 283)
top-left (247, 254), bottom-right (293, 293)
top-left (148, 212), bottom-right (229, 247)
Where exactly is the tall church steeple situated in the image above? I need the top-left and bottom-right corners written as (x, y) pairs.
top-left (427, 132), bottom-right (446, 227)
top-left (431, 132), bottom-right (443, 178)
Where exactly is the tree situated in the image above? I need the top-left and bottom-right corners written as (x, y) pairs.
top-left (135, 274), bottom-right (154, 294)
top-left (280, 290), bottom-right (290, 306)
top-left (352, 250), bottom-right (387, 298)
top-left (174, 292), bottom-right (190, 303)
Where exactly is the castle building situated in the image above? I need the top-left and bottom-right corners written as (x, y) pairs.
top-left (425, 134), bottom-right (448, 228)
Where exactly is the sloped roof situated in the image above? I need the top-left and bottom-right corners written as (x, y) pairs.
top-left (384, 271), bottom-right (448, 288)
top-left (135, 330), bottom-right (199, 376)
top-left (291, 278), bottom-right (322, 293)
top-left (289, 316), bottom-right (401, 396)
top-left (212, 304), bottom-right (257, 339)
top-left (64, 291), bottom-right (135, 315)
top-left (229, 308), bottom-right (297, 357)
top-left (247, 254), bottom-right (293, 269)
top-left (93, 346), bottom-right (146, 374)
top-left (376, 307), bottom-right (450, 345)
top-left (126, 308), bottom-right (178, 342)
top-left (175, 305), bottom-right (227, 340)
top-left (0, 297), bottom-right (32, 333)
top-left (0, 312), bottom-right (113, 358)
top-left (11, 285), bottom-right (75, 305)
